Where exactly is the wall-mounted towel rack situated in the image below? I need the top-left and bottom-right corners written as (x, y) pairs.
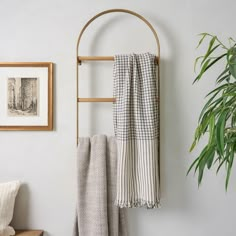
top-left (76, 9), bottom-right (161, 156)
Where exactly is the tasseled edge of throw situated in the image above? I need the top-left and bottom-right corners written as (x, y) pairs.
top-left (115, 199), bottom-right (161, 209)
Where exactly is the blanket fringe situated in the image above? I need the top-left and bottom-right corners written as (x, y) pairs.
top-left (115, 199), bottom-right (161, 209)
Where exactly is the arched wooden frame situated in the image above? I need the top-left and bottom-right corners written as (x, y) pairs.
top-left (76, 9), bottom-right (161, 167)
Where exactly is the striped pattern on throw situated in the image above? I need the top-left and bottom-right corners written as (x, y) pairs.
top-left (73, 135), bottom-right (128, 236)
top-left (113, 53), bottom-right (160, 208)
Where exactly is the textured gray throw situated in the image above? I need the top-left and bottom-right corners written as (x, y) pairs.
top-left (113, 53), bottom-right (160, 208)
top-left (73, 135), bottom-right (128, 236)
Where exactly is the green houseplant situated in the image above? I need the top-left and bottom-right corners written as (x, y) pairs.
top-left (188, 33), bottom-right (236, 189)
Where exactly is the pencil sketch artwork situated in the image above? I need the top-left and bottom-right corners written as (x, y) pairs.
top-left (7, 78), bottom-right (39, 116)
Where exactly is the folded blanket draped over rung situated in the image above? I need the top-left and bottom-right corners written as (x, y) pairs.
top-left (73, 135), bottom-right (128, 236)
top-left (113, 53), bottom-right (160, 208)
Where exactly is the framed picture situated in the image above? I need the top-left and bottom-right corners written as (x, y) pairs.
top-left (0, 62), bottom-right (53, 130)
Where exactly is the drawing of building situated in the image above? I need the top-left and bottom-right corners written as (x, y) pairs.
top-left (8, 77), bottom-right (38, 116)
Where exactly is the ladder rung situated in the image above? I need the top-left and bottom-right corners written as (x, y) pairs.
top-left (77, 98), bottom-right (116, 102)
top-left (77, 56), bottom-right (159, 64)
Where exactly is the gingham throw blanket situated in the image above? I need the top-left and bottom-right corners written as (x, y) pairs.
top-left (113, 53), bottom-right (160, 208)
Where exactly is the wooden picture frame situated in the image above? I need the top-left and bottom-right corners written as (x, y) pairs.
top-left (0, 62), bottom-right (53, 131)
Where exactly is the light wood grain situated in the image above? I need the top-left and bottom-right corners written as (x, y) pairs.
top-left (78, 98), bottom-right (116, 102)
top-left (78, 56), bottom-right (158, 64)
top-left (15, 230), bottom-right (43, 236)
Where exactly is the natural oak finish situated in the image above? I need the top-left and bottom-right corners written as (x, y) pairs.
top-left (15, 230), bottom-right (43, 236)
top-left (0, 62), bottom-right (53, 131)
top-left (78, 98), bottom-right (116, 102)
top-left (77, 97), bottom-right (159, 103)
top-left (78, 56), bottom-right (158, 64)
top-left (78, 56), bottom-right (114, 63)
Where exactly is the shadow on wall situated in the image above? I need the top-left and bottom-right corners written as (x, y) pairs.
top-left (89, 16), bottom-right (119, 135)
top-left (127, 14), bottom-right (189, 235)
top-left (12, 184), bottom-right (51, 236)
top-left (81, 15), bottom-right (128, 135)
top-left (12, 183), bottom-right (30, 229)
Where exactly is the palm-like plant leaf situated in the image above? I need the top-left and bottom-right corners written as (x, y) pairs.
top-left (189, 34), bottom-right (236, 189)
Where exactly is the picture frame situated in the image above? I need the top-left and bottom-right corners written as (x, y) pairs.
top-left (0, 62), bottom-right (53, 131)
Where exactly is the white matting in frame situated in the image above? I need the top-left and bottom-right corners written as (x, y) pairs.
top-left (0, 63), bottom-right (53, 130)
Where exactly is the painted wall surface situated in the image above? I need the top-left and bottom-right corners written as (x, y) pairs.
top-left (1, 0), bottom-right (236, 235)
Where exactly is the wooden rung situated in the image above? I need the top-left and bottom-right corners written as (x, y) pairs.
top-left (78, 56), bottom-right (158, 64)
top-left (15, 230), bottom-right (44, 236)
top-left (78, 98), bottom-right (116, 102)
top-left (78, 56), bottom-right (114, 62)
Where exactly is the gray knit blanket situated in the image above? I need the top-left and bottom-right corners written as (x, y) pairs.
top-left (113, 53), bottom-right (160, 208)
top-left (73, 135), bottom-right (128, 236)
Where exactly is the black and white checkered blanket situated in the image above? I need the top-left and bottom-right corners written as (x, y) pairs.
top-left (113, 53), bottom-right (160, 208)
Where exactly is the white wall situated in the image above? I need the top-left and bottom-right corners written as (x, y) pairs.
top-left (1, 0), bottom-right (236, 235)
